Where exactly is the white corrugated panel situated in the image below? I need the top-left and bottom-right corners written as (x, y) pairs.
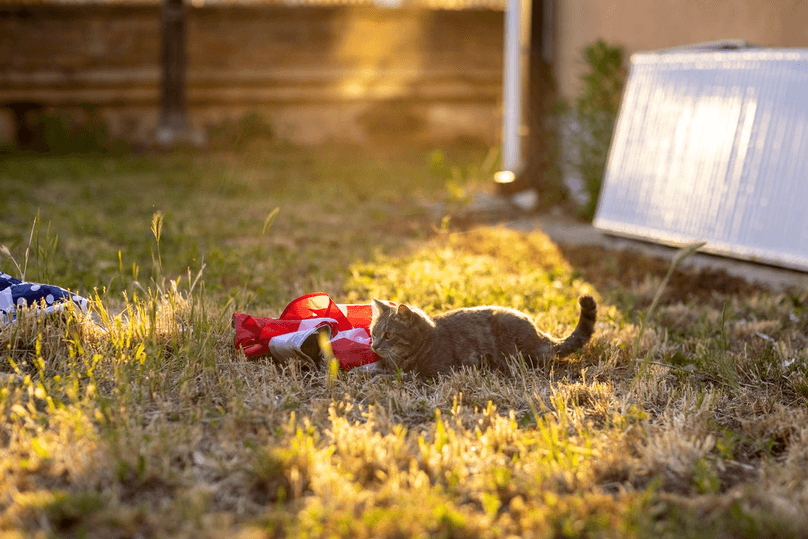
top-left (593, 48), bottom-right (808, 271)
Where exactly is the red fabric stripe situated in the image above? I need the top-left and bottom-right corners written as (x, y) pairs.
top-left (279, 292), bottom-right (353, 331)
top-left (332, 336), bottom-right (378, 370)
top-left (343, 304), bottom-right (373, 330)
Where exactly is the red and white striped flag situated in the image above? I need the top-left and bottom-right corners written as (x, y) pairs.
top-left (233, 292), bottom-right (382, 370)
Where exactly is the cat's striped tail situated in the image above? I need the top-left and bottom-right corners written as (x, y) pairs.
top-left (553, 295), bottom-right (597, 358)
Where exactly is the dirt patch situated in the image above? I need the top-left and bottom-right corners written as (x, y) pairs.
top-left (560, 244), bottom-right (763, 306)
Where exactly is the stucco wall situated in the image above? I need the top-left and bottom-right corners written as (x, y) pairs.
top-left (555, 0), bottom-right (808, 102)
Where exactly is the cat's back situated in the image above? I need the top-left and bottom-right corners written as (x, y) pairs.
top-left (432, 305), bottom-right (532, 335)
top-left (433, 305), bottom-right (494, 326)
top-left (435, 305), bottom-right (530, 321)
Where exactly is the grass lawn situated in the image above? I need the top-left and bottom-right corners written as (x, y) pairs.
top-left (1, 140), bottom-right (807, 538)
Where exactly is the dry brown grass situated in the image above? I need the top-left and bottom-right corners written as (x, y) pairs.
top-left (1, 146), bottom-right (807, 538)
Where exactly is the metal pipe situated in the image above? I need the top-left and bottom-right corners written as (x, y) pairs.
top-left (497, 0), bottom-right (522, 183)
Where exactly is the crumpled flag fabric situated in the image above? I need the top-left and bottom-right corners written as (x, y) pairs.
top-left (0, 271), bottom-right (89, 326)
top-left (233, 292), bottom-right (381, 371)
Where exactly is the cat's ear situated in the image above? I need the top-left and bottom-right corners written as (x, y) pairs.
top-left (396, 303), bottom-right (414, 320)
top-left (371, 298), bottom-right (390, 317)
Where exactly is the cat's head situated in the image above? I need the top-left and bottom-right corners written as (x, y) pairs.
top-left (369, 299), bottom-right (432, 370)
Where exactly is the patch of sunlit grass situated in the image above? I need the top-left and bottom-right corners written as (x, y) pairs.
top-left (346, 226), bottom-right (596, 320)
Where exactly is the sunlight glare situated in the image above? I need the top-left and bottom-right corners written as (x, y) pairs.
top-left (494, 170), bottom-right (515, 184)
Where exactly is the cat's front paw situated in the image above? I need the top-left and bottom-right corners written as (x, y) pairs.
top-left (351, 360), bottom-right (393, 379)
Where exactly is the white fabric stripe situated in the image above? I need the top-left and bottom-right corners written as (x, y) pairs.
top-left (332, 327), bottom-right (371, 344)
top-left (297, 318), bottom-right (338, 332)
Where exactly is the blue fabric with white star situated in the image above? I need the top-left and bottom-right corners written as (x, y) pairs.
top-left (0, 271), bottom-right (88, 326)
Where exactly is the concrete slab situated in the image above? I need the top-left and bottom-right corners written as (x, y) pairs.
top-left (518, 213), bottom-right (808, 293)
top-left (448, 193), bottom-right (808, 293)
